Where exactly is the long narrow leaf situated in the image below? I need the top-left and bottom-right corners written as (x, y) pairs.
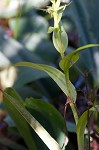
top-left (76, 110), bottom-right (89, 150)
top-left (3, 88), bottom-right (37, 150)
top-left (75, 44), bottom-right (99, 53)
top-left (25, 97), bottom-right (68, 147)
top-left (76, 105), bottom-right (99, 150)
top-left (15, 62), bottom-right (68, 96)
top-left (4, 88), bottom-right (62, 150)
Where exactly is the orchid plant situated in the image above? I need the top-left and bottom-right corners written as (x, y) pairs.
top-left (2, 0), bottom-right (99, 150)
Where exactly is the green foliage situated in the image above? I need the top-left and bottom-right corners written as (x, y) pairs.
top-left (4, 87), bottom-right (65, 150)
top-left (76, 105), bottom-right (99, 150)
top-left (52, 24), bottom-right (68, 57)
top-left (4, 88), bottom-right (38, 150)
top-left (1, 0), bottom-right (99, 150)
top-left (25, 97), bottom-right (67, 147)
top-left (47, 0), bottom-right (69, 57)
top-left (14, 1), bottom-right (99, 149)
top-left (77, 110), bottom-right (89, 150)
top-left (59, 44), bottom-right (99, 102)
top-left (15, 62), bottom-right (68, 96)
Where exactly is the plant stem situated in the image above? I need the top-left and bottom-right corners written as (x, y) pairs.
top-left (70, 102), bottom-right (82, 150)
top-left (70, 102), bottom-right (78, 125)
top-left (62, 99), bottom-right (68, 149)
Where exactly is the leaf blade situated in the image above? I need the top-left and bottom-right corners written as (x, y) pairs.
top-left (15, 62), bottom-right (68, 96)
top-left (3, 88), bottom-right (62, 150)
top-left (25, 97), bottom-right (68, 147)
top-left (3, 88), bottom-right (37, 150)
top-left (76, 105), bottom-right (99, 150)
top-left (53, 24), bottom-right (68, 56)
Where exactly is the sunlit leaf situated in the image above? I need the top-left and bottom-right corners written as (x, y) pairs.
top-left (25, 97), bottom-right (68, 147)
top-left (3, 88), bottom-right (37, 150)
top-left (3, 88), bottom-right (62, 150)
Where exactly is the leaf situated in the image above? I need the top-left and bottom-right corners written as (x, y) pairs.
top-left (53, 24), bottom-right (68, 56)
top-left (60, 44), bottom-right (99, 71)
top-left (60, 24), bottom-right (68, 53)
top-left (76, 105), bottom-right (99, 150)
top-left (76, 110), bottom-right (89, 150)
top-left (59, 53), bottom-right (79, 71)
top-left (3, 88), bottom-right (37, 150)
top-left (59, 44), bottom-right (99, 101)
top-left (3, 88), bottom-right (62, 150)
top-left (74, 44), bottom-right (99, 54)
top-left (15, 61), bottom-right (76, 101)
top-left (15, 62), bottom-right (68, 96)
top-left (25, 97), bottom-right (68, 147)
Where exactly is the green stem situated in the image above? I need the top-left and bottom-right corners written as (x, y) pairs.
top-left (54, 12), bottom-right (59, 28)
top-left (70, 103), bottom-right (81, 150)
top-left (70, 102), bottom-right (78, 125)
top-left (64, 70), bottom-right (78, 124)
top-left (77, 133), bottom-right (82, 150)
